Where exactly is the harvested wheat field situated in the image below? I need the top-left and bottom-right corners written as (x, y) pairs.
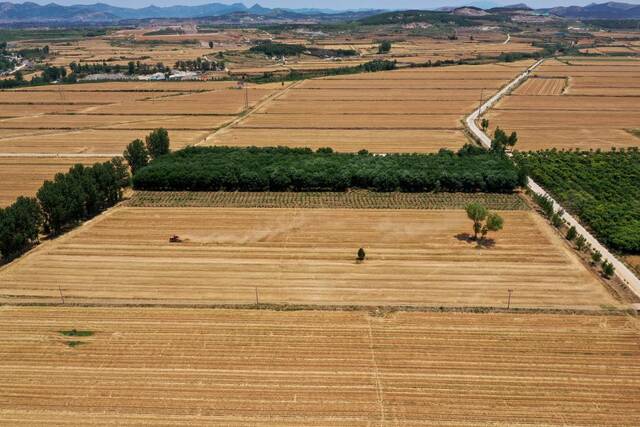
top-left (0, 156), bottom-right (107, 207)
top-left (485, 58), bottom-right (640, 151)
top-left (208, 129), bottom-right (467, 153)
top-left (0, 206), bottom-right (618, 309)
top-left (0, 82), bottom-right (280, 202)
top-left (206, 61), bottom-right (534, 153)
top-left (513, 77), bottom-right (566, 95)
top-left (0, 129), bottom-right (208, 155)
top-left (0, 307), bottom-right (639, 425)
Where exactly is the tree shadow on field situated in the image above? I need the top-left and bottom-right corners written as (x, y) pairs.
top-left (454, 233), bottom-right (496, 249)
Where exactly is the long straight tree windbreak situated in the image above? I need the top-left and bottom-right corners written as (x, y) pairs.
top-left (133, 146), bottom-right (522, 193)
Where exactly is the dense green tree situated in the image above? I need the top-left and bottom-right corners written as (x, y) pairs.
top-left (378, 40), bottom-right (392, 54)
top-left (123, 139), bottom-right (149, 175)
top-left (0, 197), bottom-right (42, 259)
top-left (566, 226), bottom-right (577, 241)
top-left (466, 203), bottom-right (488, 241)
top-left (481, 212), bottom-right (504, 243)
top-left (145, 128), bottom-right (170, 160)
top-left (481, 118), bottom-right (489, 132)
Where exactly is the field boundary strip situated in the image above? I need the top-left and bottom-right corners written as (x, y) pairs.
top-left (124, 191), bottom-right (530, 210)
top-left (466, 58), bottom-right (640, 298)
top-left (0, 301), bottom-right (633, 316)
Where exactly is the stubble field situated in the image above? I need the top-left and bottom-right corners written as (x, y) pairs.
top-left (0, 206), bottom-right (617, 309)
top-left (0, 81), bottom-right (280, 204)
top-left (485, 58), bottom-right (640, 150)
top-left (208, 61), bottom-right (534, 153)
top-left (0, 307), bottom-right (638, 426)
top-left (0, 156), bottom-right (107, 207)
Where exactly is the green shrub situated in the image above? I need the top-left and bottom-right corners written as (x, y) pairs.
top-left (591, 250), bottom-right (602, 265)
top-left (602, 260), bottom-right (615, 278)
top-left (566, 226), bottom-right (577, 241)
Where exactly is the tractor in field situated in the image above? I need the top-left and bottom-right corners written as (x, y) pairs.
top-left (169, 235), bottom-right (182, 243)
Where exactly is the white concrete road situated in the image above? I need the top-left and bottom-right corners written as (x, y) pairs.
top-left (464, 58), bottom-right (640, 299)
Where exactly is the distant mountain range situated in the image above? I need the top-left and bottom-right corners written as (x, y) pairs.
top-left (0, 2), bottom-right (381, 23)
top-left (0, 1), bottom-right (638, 24)
top-left (543, 2), bottom-right (640, 19)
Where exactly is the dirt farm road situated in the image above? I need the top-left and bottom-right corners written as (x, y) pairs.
top-left (466, 58), bottom-right (640, 298)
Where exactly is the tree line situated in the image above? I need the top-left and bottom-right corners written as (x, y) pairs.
top-left (132, 145), bottom-right (524, 193)
top-left (247, 59), bottom-right (397, 84)
top-left (0, 158), bottom-right (129, 262)
top-left (249, 41), bottom-right (357, 58)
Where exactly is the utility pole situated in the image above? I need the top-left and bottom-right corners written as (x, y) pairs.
top-left (507, 289), bottom-right (513, 310)
top-left (478, 88), bottom-right (484, 115)
top-left (244, 86), bottom-right (249, 111)
top-left (255, 287), bottom-right (259, 308)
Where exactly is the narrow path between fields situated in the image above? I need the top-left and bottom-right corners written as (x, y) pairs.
top-left (197, 80), bottom-right (303, 146)
top-left (464, 58), bottom-right (640, 298)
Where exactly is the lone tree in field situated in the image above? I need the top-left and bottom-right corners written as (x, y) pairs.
top-left (123, 139), bottom-right (149, 175)
top-left (465, 203), bottom-right (504, 246)
top-left (378, 40), bottom-right (392, 54)
top-left (481, 118), bottom-right (489, 132)
top-left (357, 247), bottom-right (366, 262)
top-left (145, 128), bottom-right (170, 160)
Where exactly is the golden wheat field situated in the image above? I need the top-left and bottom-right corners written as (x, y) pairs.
top-left (485, 58), bottom-right (640, 151)
top-left (0, 307), bottom-right (639, 426)
top-left (0, 207), bottom-right (618, 309)
top-left (206, 61), bottom-right (534, 153)
top-left (0, 157), bottom-right (108, 207)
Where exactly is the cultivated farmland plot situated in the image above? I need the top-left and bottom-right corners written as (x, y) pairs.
top-left (0, 82), bottom-right (280, 202)
top-left (206, 61), bottom-right (535, 153)
top-left (486, 59), bottom-right (640, 151)
top-left (0, 157), bottom-right (107, 207)
top-left (0, 307), bottom-right (638, 426)
top-left (0, 207), bottom-right (618, 309)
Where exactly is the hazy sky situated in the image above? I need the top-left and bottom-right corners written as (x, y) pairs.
top-left (28, 0), bottom-right (640, 9)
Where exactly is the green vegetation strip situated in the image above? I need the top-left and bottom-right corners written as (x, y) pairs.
top-left (515, 148), bottom-right (640, 254)
top-left (132, 146), bottom-right (524, 193)
top-left (126, 191), bottom-right (528, 210)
